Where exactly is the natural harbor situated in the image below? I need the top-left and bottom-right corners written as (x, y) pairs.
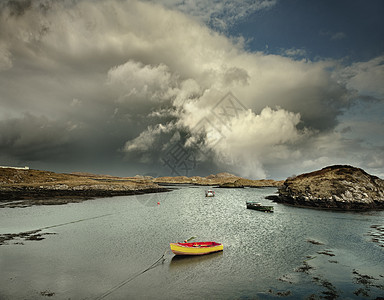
top-left (1, 165), bottom-right (383, 211)
top-left (1, 165), bottom-right (384, 299)
top-left (1, 184), bottom-right (384, 299)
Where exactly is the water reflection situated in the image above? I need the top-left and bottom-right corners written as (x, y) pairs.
top-left (169, 251), bottom-right (224, 270)
top-left (1, 187), bottom-right (384, 299)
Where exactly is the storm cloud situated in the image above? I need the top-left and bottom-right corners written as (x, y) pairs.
top-left (0, 0), bottom-right (383, 178)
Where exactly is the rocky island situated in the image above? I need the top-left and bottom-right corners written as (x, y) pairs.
top-left (273, 165), bottom-right (384, 210)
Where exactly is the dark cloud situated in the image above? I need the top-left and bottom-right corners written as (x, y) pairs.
top-left (0, 113), bottom-right (74, 160)
top-left (0, 0), bottom-right (383, 178)
top-left (3, 0), bottom-right (32, 17)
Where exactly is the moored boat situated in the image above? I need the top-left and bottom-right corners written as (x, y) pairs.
top-left (205, 190), bottom-right (215, 197)
top-left (246, 201), bottom-right (274, 213)
top-left (170, 241), bottom-right (223, 255)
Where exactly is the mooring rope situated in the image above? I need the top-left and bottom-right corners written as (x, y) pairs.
top-left (94, 250), bottom-right (167, 300)
top-left (40, 213), bottom-right (114, 231)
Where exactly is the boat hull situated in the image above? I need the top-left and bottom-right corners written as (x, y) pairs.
top-left (170, 242), bottom-right (223, 255)
top-left (246, 202), bottom-right (274, 212)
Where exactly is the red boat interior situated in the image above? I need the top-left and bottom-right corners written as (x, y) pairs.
top-left (177, 242), bottom-right (221, 248)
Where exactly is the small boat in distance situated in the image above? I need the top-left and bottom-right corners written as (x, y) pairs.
top-left (205, 190), bottom-right (215, 197)
top-left (246, 201), bottom-right (274, 213)
top-left (170, 241), bottom-right (223, 256)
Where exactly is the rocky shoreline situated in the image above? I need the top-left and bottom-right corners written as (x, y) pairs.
top-left (0, 168), bottom-right (170, 207)
top-left (0, 186), bottom-right (168, 207)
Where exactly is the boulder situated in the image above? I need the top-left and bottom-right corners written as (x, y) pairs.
top-left (275, 165), bottom-right (384, 210)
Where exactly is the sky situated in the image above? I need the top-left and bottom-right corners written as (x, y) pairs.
top-left (0, 0), bottom-right (383, 180)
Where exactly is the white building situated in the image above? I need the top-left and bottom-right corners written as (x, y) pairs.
top-left (0, 166), bottom-right (30, 170)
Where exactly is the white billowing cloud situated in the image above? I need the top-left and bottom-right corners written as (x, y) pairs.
top-left (106, 60), bottom-right (205, 109)
top-left (224, 107), bottom-right (303, 149)
top-left (123, 124), bottom-right (174, 152)
top-left (142, 0), bottom-right (277, 30)
top-left (212, 107), bottom-right (306, 178)
top-left (0, 0), bottom-right (382, 178)
top-left (107, 60), bottom-right (177, 103)
top-left (0, 46), bottom-right (12, 71)
top-left (335, 56), bottom-right (384, 99)
top-left (281, 48), bottom-right (308, 58)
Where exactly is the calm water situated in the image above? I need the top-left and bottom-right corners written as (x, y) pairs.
top-left (1, 186), bottom-right (383, 299)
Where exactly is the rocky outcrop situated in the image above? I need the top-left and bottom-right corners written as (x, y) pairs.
top-left (275, 165), bottom-right (384, 210)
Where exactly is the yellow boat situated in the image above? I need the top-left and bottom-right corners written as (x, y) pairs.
top-left (170, 241), bottom-right (223, 255)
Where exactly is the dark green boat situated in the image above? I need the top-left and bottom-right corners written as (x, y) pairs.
top-left (246, 201), bottom-right (274, 213)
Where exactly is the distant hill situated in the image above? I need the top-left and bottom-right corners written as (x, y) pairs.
top-left (154, 173), bottom-right (283, 187)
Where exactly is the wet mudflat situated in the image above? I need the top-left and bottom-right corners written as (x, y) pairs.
top-left (0, 187), bottom-right (384, 299)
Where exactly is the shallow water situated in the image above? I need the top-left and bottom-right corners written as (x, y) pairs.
top-left (0, 186), bottom-right (383, 299)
